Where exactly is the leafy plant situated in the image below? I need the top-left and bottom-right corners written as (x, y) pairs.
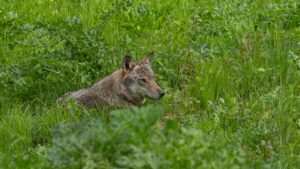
top-left (47, 105), bottom-right (268, 169)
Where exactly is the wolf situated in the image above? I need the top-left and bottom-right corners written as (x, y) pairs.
top-left (60, 52), bottom-right (164, 108)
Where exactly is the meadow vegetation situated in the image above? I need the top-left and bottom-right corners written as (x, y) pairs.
top-left (1, 0), bottom-right (300, 168)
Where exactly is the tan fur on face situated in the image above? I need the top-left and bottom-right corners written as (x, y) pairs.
top-left (129, 63), bottom-right (162, 99)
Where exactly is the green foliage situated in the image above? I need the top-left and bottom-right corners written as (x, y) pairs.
top-left (48, 106), bottom-right (162, 169)
top-left (47, 106), bottom-right (256, 169)
top-left (1, 0), bottom-right (300, 168)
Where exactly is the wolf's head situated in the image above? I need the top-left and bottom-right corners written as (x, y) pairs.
top-left (122, 52), bottom-right (164, 100)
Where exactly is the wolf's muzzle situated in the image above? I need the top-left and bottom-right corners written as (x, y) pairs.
top-left (159, 90), bottom-right (165, 99)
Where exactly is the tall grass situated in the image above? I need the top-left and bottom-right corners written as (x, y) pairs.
top-left (1, 0), bottom-right (300, 168)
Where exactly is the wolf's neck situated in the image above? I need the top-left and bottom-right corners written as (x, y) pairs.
top-left (120, 88), bottom-right (144, 106)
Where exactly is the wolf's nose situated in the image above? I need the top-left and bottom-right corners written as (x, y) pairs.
top-left (159, 91), bottom-right (165, 98)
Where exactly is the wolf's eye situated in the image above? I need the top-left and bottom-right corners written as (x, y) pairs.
top-left (139, 78), bottom-right (147, 83)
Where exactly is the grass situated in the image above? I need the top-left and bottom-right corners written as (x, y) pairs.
top-left (1, 0), bottom-right (300, 168)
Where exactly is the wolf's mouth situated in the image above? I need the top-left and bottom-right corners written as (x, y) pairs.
top-left (143, 94), bottom-right (156, 100)
top-left (142, 90), bottom-right (164, 100)
top-left (145, 95), bottom-right (163, 100)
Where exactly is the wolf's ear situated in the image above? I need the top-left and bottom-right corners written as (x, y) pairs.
top-left (123, 55), bottom-right (134, 72)
top-left (141, 52), bottom-right (155, 64)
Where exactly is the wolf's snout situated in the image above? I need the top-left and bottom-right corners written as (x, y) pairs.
top-left (159, 90), bottom-right (165, 98)
top-left (151, 89), bottom-right (164, 100)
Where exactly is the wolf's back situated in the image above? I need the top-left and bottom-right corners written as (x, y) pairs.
top-left (57, 89), bottom-right (88, 105)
